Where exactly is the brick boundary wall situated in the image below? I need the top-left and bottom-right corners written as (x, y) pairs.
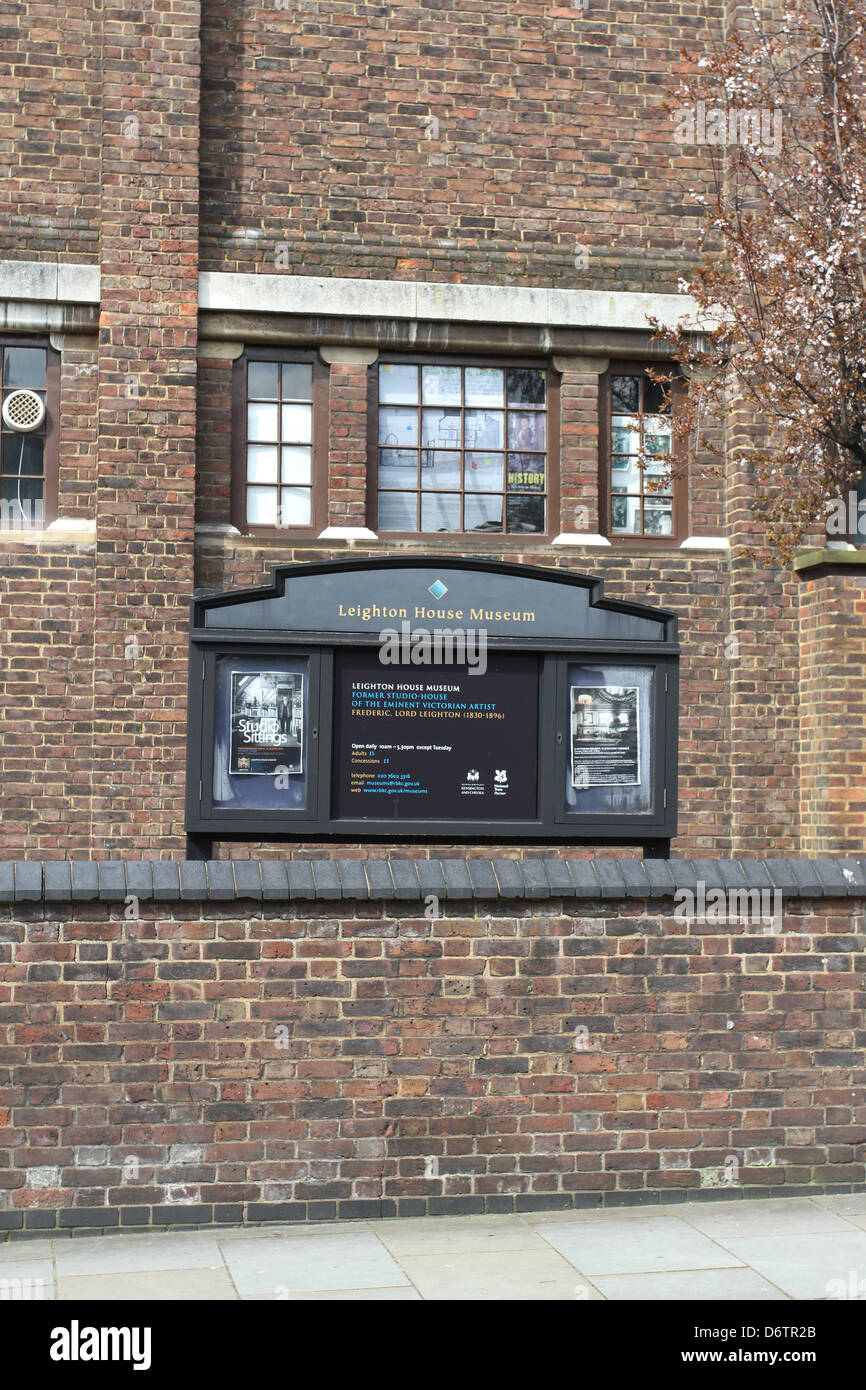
top-left (0, 857), bottom-right (864, 1240)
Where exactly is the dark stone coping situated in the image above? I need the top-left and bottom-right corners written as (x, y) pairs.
top-left (1, 1181), bottom-right (865, 1239)
top-left (4, 858), bottom-right (866, 904)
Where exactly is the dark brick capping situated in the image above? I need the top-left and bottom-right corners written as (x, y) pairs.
top-left (5, 857), bottom-right (866, 905)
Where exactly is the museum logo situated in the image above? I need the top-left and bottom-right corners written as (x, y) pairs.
top-left (378, 620), bottom-right (488, 676)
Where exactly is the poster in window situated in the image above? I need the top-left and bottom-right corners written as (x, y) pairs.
top-left (571, 685), bottom-right (640, 788)
top-left (229, 671), bottom-right (305, 775)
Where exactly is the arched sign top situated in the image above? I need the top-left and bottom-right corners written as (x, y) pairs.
top-left (194, 556), bottom-right (678, 649)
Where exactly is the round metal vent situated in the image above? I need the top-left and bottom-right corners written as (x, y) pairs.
top-left (2, 389), bottom-right (45, 433)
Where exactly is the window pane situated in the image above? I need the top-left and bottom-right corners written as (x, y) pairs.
top-left (421, 493), bottom-right (460, 532)
top-left (506, 369), bottom-right (545, 406)
top-left (378, 491), bottom-right (416, 531)
top-left (379, 405), bottom-right (418, 447)
top-left (611, 457), bottom-right (640, 488)
top-left (281, 446), bottom-right (311, 485)
top-left (247, 444), bottom-right (278, 483)
top-left (465, 494), bottom-right (503, 532)
top-left (610, 494), bottom-right (641, 533)
top-left (247, 402), bottom-right (279, 441)
top-left (3, 348), bottom-right (46, 390)
top-left (464, 367), bottom-right (503, 407)
top-left (507, 411), bottom-right (545, 450)
top-left (643, 498), bottom-right (673, 535)
top-left (506, 495), bottom-right (545, 533)
top-left (421, 450), bottom-right (461, 490)
top-left (422, 365), bottom-right (462, 406)
top-left (247, 361), bottom-right (279, 399)
top-left (281, 362), bottom-right (312, 400)
top-left (465, 451), bottom-right (504, 491)
top-left (644, 376), bottom-right (670, 415)
top-left (506, 453), bottom-right (545, 492)
top-left (378, 449), bottom-right (417, 490)
top-left (0, 474), bottom-right (42, 524)
top-left (379, 363), bottom-right (419, 404)
top-left (281, 403), bottom-right (312, 443)
top-left (277, 487), bottom-right (311, 527)
top-left (611, 376), bottom-right (640, 413)
top-left (611, 415), bottom-right (640, 454)
top-left (644, 418), bottom-right (671, 455)
top-left (247, 485), bottom-right (279, 525)
top-left (1, 434), bottom-right (43, 477)
top-left (421, 408), bottom-right (461, 448)
top-left (464, 410), bottom-right (503, 449)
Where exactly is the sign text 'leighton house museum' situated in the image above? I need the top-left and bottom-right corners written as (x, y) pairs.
top-left (0, 0), bottom-right (865, 1235)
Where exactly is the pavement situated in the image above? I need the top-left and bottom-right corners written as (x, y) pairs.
top-left (2, 1193), bottom-right (866, 1301)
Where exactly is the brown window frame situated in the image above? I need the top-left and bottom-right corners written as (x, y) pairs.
top-left (0, 336), bottom-right (60, 529)
top-left (599, 361), bottom-right (687, 545)
top-left (367, 353), bottom-right (560, 541)
top-left (231, 346), bottom-right (328, 538)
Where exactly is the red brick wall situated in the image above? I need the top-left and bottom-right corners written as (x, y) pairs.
top-left (1, 892), bottom-right (862, 1232)
top-left (0, 0), bottom-right (101, 261)
top-left (91, 1), bottom-right (201, 857)
top-left (800, 572), bottom-right (866, 853)
top-left (198, 0), bottom-right (720, 288)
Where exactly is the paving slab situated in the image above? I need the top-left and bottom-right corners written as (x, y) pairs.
top-left (813, 1193), bottom-right (866, 1217)
top-left (396, 1247), bottom-right (594, 1301)
top-left (0, 1258), bottom-right (55, 1300)
top-left (276, 1286), bottom-right (422, 1301)
top-left (54, 1232), bottom-right (225, 1277)
top-left (57, 1269), bottom-right (236, 1301)
top-left (221, 1229), bottom-right (409, 1296)
top-left (537, 1215), bottom-right (744, 1276)
top-left (714, 1230), bottom-right (866, 1300)
top-left (0, 1239), bottom-right (54, 1263)
top-left (592, 1268), bottom-right (788, 1301)
top-left (679, 1198), bottom-right (853, 1240)
top-left (371, 1214), bottom-right (548, 1258)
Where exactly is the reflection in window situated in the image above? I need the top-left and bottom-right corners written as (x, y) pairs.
top-left (1, 345), bottom-right (47, 528)
top-left (377, 362), bottom-right (548, 534)
top-left (245, 360), bottom-right (313, 527)
top-left (608, 372), bottom-right (674, 537)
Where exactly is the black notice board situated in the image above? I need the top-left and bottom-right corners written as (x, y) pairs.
top-left (331, 649), bottom-right (540, 820)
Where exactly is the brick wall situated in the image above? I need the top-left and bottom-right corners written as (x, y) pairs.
top-left (0, 0), bottom-right (101, 261)
top-left (800, 571), bottom-right (866, 854)
top-left (198, 0), bottom-right (719, 288)
top-left (0, 857), bottom-right (863, 1235)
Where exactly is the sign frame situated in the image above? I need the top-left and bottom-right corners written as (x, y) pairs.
top-left (185, 557), bottom-right (679, 857)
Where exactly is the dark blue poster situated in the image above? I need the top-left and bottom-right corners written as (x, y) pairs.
top-left (331, 649), bottom-right (539, 820)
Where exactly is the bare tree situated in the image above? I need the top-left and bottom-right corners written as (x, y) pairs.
top-left (655, 1), bottom-right (866, 560)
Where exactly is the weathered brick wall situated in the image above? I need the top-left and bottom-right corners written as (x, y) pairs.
top-left (0, 0), bottom-right (102, 260)
top-left (199, 0), bottom-right (719, 288)
top-left (0, 858), bottom-right (863, 1235)
top-left (91, 0), bottom-right (201, 857)
top-left (799, 571), bottom-right (866, 854)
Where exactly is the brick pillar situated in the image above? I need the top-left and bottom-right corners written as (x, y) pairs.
top-left (724, 385), bottom-right (800, 855)
top-left (320, 348), bottom-right (378, 533)
top-left (799, 566), bottom-right (866, 852)
top-left (92, 2), bottom-right (200, 854)
top-left (552, 355), bottom-right (607, 540)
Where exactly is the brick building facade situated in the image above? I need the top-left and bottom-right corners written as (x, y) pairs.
top-left (0, 3), bottom-right (863, 859)
top-left (1, 2), bottom-right (866, 1233)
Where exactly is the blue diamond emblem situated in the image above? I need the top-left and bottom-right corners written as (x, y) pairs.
top-left (428, 580), bottom-right (448, 600)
